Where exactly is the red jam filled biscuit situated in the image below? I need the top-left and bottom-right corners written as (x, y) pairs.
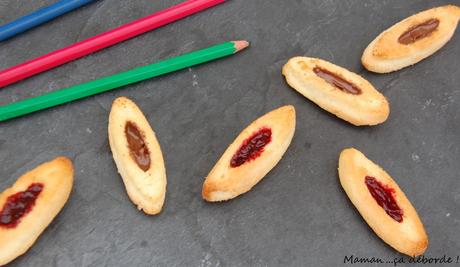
top-left (0, 157), bottom-right (73, 265)
top-left (338, 148), bottom-right (428, 256)
top-left (202, 106), bottom-right (295, 202)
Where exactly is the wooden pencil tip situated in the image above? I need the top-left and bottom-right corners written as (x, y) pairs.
top-left (233, 40), bottom-right (249, 52)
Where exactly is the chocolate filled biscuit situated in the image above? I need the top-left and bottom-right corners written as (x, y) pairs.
top-left (108, 97), bottom-right (167, 215)
top-left (283, 57), bottom-right (389, 126)
top-left (362, 5), bottom-right (460, 73)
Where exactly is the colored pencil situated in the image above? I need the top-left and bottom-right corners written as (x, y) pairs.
top-left (0, 0), bottom-right (97, 42)
top-left (0, 0), bottom-right (226, 88)
top-left (0, 41), bottom-right (249, 122)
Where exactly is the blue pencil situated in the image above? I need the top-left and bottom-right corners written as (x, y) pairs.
top-left (0, 0), bottom-right (97, 41)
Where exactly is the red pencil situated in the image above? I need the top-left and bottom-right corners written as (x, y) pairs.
top-left (0, 0), bottom-right (226, 88)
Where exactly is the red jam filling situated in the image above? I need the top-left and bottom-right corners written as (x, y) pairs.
top-left (365, 176), bottom-right (403, 223)
top-left (0, 183), bottom-right (44, 228)
top-left (230, 127), bottom-right (272, 168)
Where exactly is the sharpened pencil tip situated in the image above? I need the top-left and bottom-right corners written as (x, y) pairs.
top-left (233, 40), bottom-right (249, 52)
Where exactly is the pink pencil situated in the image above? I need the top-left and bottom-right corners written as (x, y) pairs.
top-left (0, 0), bottom-right (226, 88)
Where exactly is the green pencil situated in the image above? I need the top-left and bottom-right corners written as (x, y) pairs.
top-left (0, 40), bottom-right (249, 122)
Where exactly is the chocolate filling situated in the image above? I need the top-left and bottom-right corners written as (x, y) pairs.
top-left (398, 19), bottom-right (440, 45)
top-left (313, 67), bottom-right (362, 95)
top-left (125, 121), bottom-right (151, 171)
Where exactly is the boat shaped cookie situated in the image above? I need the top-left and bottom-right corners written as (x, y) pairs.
top-left (362, 5), bottom-right (460, 73)
top-left (338, 148), bottom-right (428, 256)
top-left (283, 57), bottom-right (389, 126)
top-left (202, 105), bottom-right (295, 202)
top-left (0, 157), bottom-right (73, 265)
top-left (108, 97), bottom-right (167, 215)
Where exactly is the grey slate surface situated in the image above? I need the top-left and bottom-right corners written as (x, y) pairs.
top-left (1, 0), bottom-right (460, 266)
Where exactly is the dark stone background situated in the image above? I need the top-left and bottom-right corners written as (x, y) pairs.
top-left (1, 0), bottom-right (459, 266)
